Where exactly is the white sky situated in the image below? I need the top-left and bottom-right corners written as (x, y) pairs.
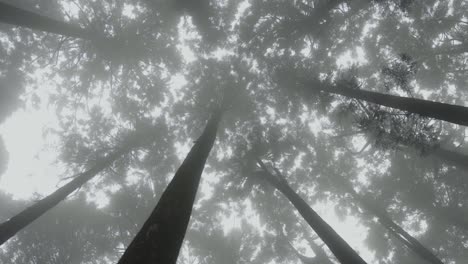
top-left (0, 97), bottom-right (62, 199)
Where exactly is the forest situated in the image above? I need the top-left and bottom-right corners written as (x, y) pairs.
top-left (0, 0), bottom-right (467, 263)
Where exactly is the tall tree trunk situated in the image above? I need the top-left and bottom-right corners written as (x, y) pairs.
top-left (0, 1), bottom-right (99, 40)
top-left (0, 136), bottom-right (140, 245)
top-left (117, 110), bottom-right (222, 264)
top-left (308, 82), bottom-right (468, 127)
top-left (333, 175), bottom-right (445, 264)
top-left (257, 159), bottom-right (367, 264)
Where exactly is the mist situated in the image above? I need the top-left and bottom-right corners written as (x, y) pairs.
top-left (0, 0), bottom-right (467, 263)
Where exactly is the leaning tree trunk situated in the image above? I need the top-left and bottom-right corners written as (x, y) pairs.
top-left (117, 110), bottom-right (222, 264)
top-left (0, 2), bottom-right (99, 40)
top-left (257, 159), bottom-right (367, 264)
top-left (0, 133), bottom-right (144, 245)
top-left (333, 175), bottom-right (444, 264)
top-left (361, 199), bottom-right (444, 264)
top-left (307, 82), bottom-right (468, 127)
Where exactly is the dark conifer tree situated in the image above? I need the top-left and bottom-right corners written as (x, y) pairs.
top-left (302, 80), bottom-right (468, 127)
top-left (117, 110), bottom-right (222, 264)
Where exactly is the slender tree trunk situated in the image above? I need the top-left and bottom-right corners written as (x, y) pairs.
top-left (0, 138), bottom-right (138, 245)
top-left (335, 176), bottom-right (444, 264)
top-left (117, 110), bottom-right (222, 264)
top-left (0, 1), bottom-right (98, 40)
top-left (257, 159), bottom-right (367, 264)
top-left (309, 83), bottom-right (468, 127)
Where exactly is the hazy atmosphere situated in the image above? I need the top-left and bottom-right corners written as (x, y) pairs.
top-left (0, 0), bottom-right (467, 263)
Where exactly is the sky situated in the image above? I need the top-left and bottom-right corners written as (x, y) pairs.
top-left (0, 2), bottom-right (380, 262)
top-left (0, 84), bottom-right (376, 262)
top-left (0, 91), bottom-right (62, 199)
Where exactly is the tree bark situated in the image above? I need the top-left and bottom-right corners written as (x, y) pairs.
top-left (0, 137), bottom-right (138, 245)
top-left (117, 110), bottom-right (222, 264)
top-left (309, 82), bottom-right (468, 127)
top-left (0, 1), bottom-right (98, 40)
top-left (257, 159), bottom-right (367, 264)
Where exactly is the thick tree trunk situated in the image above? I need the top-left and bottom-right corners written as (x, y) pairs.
top-left (117, 111), bottom-right (222, 264)
top-left (0, 1), bottom-right (97, 40)
top-left (337, 178), bottom-right (444, 264)
top-left (257, 159), bottom-right (367, 264)
top-left (0, 139), bottom-right (137, 245)
top-left (310, 83), bottom-right (468, 127)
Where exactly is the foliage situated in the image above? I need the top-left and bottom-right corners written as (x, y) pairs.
top-left (0, 0), bottom-right (467, 263)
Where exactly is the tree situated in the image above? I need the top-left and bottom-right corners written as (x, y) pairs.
top-left (117, 109), bottom-right (222, 264)
top-left (0, 128), bottom-right (154, 245)
top-left (0, 192), bottom-right (119, 264)
top-left (289, 76), bottom-right (468, 127)
top-left (0, 1), bottom-right (102, 40)
top-left (256, 158), bottom-right (367, 264)
top-left (2, 0), bottom-right (468, 263)
top-left (330, 173), bottom-right (444, 264)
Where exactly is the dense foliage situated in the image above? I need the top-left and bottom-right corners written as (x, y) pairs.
top-left (0, 0), bottom-right (467, 263)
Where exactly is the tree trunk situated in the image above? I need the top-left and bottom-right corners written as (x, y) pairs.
top-left (309, 83), bottom-right (468, 127)
top-left (335, 176), bottom-right (445, 264)
top-left (117, 111), bottom-right (222, 264)
top-left (257, 159), bottom-right (367, 264)
top-left (0, 137), bottom-right (138, 245)
top-left (0, 2), bottom-right (98, 40)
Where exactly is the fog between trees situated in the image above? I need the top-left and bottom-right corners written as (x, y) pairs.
top-left (0, 0), bottom-right (467, 263)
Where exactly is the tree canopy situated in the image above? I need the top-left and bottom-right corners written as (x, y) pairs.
top-left (0, 0), bottom-right (467, 263)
